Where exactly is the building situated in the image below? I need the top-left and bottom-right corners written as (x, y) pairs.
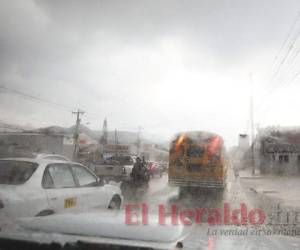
top-left (139, 143), bottom-right (168, 162)
top-left (230, 134), bottom-right (251, 170)
top-left (255, 127), bottom-right (300, 175)
top-left (238, 134), bottom-right (249, 149)
top-left (0, 132), bottom-right (64, 157)
top-left (102, 144), bottom-right (131, 160)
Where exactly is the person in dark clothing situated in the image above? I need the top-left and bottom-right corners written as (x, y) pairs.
top-left (132, 157), bottom-right (143, 182)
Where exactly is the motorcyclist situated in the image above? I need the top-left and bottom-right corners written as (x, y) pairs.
top-left (132, 157), bottom-right (151, 183)
top-left (132, 157), bottom-right (143, 182)
top-left (140, 157), bottom-right (150, 182)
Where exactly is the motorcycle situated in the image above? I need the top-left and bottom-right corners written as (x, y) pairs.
top-left (120, 164), bottom-right (150, 196)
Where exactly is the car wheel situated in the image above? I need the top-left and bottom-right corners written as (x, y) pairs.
top-left (108, 195), bottom-right (121, 210)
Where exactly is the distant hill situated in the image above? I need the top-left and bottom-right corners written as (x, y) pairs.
top-left (0, 121), bottom-right (33, 132)
top-left (36, 125), bottom-right (158, 145)
top-left (0, 121), bottom-right (167, 147)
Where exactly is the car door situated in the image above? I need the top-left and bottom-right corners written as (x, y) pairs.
top-left (70, 164), bottom-right (110, 210)
top-left (42, 163), bottom-right (80, 213)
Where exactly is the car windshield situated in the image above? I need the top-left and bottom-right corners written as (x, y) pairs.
top-left (2, 1), bottom-right (300, 250)
top-left (0, 160), bottom-right (38, 185)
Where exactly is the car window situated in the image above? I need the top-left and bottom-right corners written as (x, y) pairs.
top-left (71, 165), bottom-right (97, 187)
top-left (45, 164), bottom-right (76, 188)
top-left (42, 169), bottom-right (54, 188)
top-left (0, 160), bottom-right (38, 185)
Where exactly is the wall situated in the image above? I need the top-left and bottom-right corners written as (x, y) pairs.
top-left (259, 141), bottom-right (300, 175)
top-left (0, 133), bottom-right (64, 156)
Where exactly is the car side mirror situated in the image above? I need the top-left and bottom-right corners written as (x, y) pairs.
top-left (97, 177), bottom-right (104, 186)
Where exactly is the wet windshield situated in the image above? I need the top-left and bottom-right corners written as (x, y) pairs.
top-left (0, 160), bottom-right (37, 185)
top-left (1, 1), bottom-right (300, 250)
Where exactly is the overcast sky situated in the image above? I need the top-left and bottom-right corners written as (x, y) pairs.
top-left (0, 0), bottom-right (300, 145)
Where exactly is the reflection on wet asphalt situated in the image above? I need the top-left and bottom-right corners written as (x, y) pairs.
top-left (121, 169), bottom-right (300, 249)
top-left (123, 167), bottom-right (247, 214)
top-left (122, 167), bottom-right (298, 250)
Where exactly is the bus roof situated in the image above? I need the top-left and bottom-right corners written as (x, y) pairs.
top-left (171, 131), bottom-right (223, 143)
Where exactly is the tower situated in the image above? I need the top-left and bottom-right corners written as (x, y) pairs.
top-left (100, 118), bottom-right (108, 146)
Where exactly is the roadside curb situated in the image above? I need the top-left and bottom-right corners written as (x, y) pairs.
top-left (240, 176), bottom-right (266, 180)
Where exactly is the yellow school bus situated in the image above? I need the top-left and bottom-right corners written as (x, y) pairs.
top-left (168, 131), bottom-right (227, 190)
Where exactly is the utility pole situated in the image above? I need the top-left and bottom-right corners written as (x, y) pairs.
top-left (136, 126), bottom-right (142, 156)
top-left (250, 73), bottom-right (255, 176)
top-left (72, 109), bottom-right (85, 161)
top-left (114, 129), bottom-right (119, 157)
top-left (100, 118), bottom-right (108, 159)
top-left (101, 118), bottom-right (108, 145)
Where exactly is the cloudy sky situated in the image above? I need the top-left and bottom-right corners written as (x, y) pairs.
top-left (0, 0), bottom-right (300, 145)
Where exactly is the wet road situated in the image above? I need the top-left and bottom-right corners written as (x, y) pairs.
top-left (123, 166), bottom-right (251, 213)
top-left (121, 167), bottom-right (252, 249)
top-left (122, 167), bottom-right (300, 249)
top-left (1, 166), bottom-right (299, 250)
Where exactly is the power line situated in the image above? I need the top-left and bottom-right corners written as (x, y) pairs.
top-left (268, 12), bottom-right (300, 85)
top-left (270, 12), bottom-right (300, 71)
top-left (0, 85), bottom-right (103, 118)
top-left (255, 12), bottom-right (300, 113)
top-left (0, 85), bottom-right (75, 111)
top-left (256, 63), bottom-right (300, 117)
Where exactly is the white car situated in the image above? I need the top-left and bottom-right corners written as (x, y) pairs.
top-left (33, 153), bottom-right (70, 161)
top-left (0, 158), bottom-right (123, 219)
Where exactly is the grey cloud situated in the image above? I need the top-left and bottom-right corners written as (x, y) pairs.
top-left (0, 0), bottom-right (299, 144)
